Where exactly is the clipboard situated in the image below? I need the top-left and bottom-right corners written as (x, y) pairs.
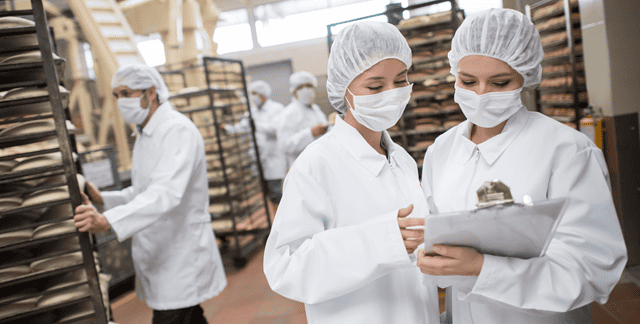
top-left (424, 198), bottom-right (570, 259)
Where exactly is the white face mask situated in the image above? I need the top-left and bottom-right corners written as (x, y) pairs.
top-left (296, 87), bottom-right (316, 106)
top-left (250, 94), bottom-right (263, 107)
top-left (345, 84), bottom-right (413, 132)
top-left (454, 83), bottom-right (523, 128)
top-left (117, 91), bottom-right (151, 125)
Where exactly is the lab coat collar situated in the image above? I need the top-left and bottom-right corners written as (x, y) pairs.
top-left (456, 106), bottom-right (530, 165)
top-left (140, 101), bottom-right (173, 136)
top-left (332, 116), bottom-right (395, 176)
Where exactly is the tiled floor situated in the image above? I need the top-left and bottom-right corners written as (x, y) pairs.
top-left (111, 251), bottom-right (640, 324)
top-left (111, 248), bottom-right (306, 324)
top-left (592, 267), bottom-right (640, 324)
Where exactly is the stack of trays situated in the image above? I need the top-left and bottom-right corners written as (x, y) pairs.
top-left (530, 0), bottom-right (587, 129)
top-left (1, 8), bottom-right (107, 323)
top-left (396, 8), bottom-right (466, 169)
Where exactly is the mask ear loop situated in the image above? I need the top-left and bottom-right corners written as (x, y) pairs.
top-left (344, 87), bottom-right (356, 112)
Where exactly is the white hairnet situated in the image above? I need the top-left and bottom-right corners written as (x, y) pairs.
top-left (111, 63), bottom-right (170, 102)
top-left (249, 80), bottom-right (272, 98)
top-left (327, 21), bottom-right (412, 114)
top-left (448, 8), bottom-right (544, 88)
top-left (289, 71), bottom-right (317, 93)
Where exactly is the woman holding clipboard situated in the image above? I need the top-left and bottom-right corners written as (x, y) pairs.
top-left (417, 8), bottom-right (627, 323)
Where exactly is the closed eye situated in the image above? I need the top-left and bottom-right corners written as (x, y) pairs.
top-left (493, 81), bottom-right (511, 87)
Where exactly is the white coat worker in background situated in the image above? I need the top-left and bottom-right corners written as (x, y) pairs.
top-left (73, 64), bottom-right (226, 324)
top-left (264, 21), bottom-right (439, 324)
top-left (276, 71), bottom-right (328, 168)
top-left (417, 9), bottom-right (627, 323)
top-left (220, 80), bottom-right (286, 205)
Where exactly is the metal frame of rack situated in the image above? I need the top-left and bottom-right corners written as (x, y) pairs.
top-left (0, 1), bottom-right (107, 323)
top-left (327, 0), bottom-right (464, 173)
top-left (159, 57), bottom-right (273, 269)
top-left (526, 0), bottom-right (586, 130)
top-left (79, 147), bottom-right (135, 292)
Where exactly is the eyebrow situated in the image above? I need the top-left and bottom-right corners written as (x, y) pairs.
top-left (459, 72), bottom-right (514, 78)
top-left (365, 69), bottom-right (409, 81)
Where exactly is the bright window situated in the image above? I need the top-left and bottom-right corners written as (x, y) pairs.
top-left (254, 0), bottom-right (394, 48)
top-left (214, 9), bottom-right (253, 55)
top-left (457, 0), bottom-right (502, 16)
top-left (212, 0), bottom-right (502, 53)
top-left (136, 38), bottom-right (166, 67)
top-left (403, 0), bottom-right (501, 20)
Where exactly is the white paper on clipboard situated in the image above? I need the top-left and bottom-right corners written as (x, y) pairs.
top-left (424, 198), bottom-right (570, 259)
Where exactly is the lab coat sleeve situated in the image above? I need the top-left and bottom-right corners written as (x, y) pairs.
top-left (101, 186), bottom-right (136, 210)
top-left (255, 109), bottom-right (279, 136)
top-left (263, 167), bottom-right (413, 305)
top-left (224, 114), bottom-right (251, 134)
top-left (103, 125), bottom-right (201, 241)
top-left (459, 147), bottom-right (627, 312)
top-left (421, 147), bottom-right (438, 214)
top-left (276, 114), bottom-right (315, 157)
top-left (421, 148), bottom-right (470, 288)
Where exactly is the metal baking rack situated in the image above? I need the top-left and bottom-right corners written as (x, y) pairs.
top-left (527, 0), bottom-right (587, 129)
top-left (0, 1), bottom-right (107, 323)
top-left (327, 0), bottom-right (465, 173)
top-left (159, 56), bottom-right (273, 269)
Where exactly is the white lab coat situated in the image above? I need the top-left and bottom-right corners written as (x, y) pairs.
top-left (264, 116), bottom-right (440, 324)
top-left (421, 107), bottom-right (627, 323)
top-left (102, 102), bottom-right (227, 310)
top-left (277, 98), bottom-right (328, 168)
top-left (224, 99), bottom-right (286, 180)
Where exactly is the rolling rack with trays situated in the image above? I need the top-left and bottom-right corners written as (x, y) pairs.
top-left (159, 57), bottom-right (273, 269)
top-left (526, 0), bottom-right (587, 130)
top-left (0, 0), bottom-right (108, 323)
top-left (328, 0), bottom-right (465, 175)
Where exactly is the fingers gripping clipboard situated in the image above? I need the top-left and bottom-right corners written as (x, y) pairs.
top-left (423, 197), bottom-right (570, 259)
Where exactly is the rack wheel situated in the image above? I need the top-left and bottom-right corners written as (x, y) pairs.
top-left (233, 257), bottom-right (247, 269)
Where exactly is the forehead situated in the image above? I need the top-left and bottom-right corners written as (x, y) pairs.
top-left (358, 58), bottom-right (407, 80)
top-left (113, 86), bottom-right (137, 93)
top-left (295, 83), bottom-right (314, 89)
top-left (457, 55), bottom-right (518, 76)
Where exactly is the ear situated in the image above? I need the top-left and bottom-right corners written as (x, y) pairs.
top-left (146, 86), bottom-right (158, 104)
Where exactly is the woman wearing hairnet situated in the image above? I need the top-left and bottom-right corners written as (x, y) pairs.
top-left (264, 21), bottom-right (439, 324)
top-left (417, 8), bottom-right (627, 323)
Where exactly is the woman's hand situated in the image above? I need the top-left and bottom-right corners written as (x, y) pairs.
top-left (397, 204), bottom-right (424, 254)
top-left (417, 245), bottom-right (484, 276)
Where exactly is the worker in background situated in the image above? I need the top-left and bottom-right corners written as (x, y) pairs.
top-left (73, 64), bottom-right (226, 324)
top-left (417, 9), bottom-right (627, 323)
top-left (264, 21), bottom-right (439, 324)
top-left (220, 80), bottom-right (286, 205)
top-left (276, 71), bottom-right (328, 168)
